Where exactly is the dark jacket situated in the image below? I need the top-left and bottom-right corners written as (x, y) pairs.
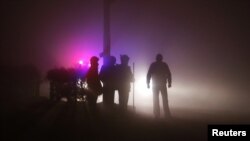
top-left (147, 61), bottom-right (171, 87)
top-left (116, 64), bottom-right (133, 91)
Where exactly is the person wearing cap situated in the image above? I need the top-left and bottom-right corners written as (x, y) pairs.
top-left (99, 56), bottom-right (117, 109)
top-left (86, 56), bottom-right (102, 114)
top-left (147, 54), bottom-right (172, 119)
top-left (116, 55), bottom-right (134, 111)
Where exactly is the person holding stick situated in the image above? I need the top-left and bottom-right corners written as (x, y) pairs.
top-left (116, 55), bottom-right (134, 111)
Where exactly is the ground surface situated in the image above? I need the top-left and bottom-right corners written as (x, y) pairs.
top-left (1, 96), bottom-right (249, 141)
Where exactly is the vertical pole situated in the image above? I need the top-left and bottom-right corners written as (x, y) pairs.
top-left (103, 0), bottom-right (111, 59)
top-left (133, 62), bottom-right (135, 111)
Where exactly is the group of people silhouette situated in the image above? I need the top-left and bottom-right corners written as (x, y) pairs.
top-left (85, 55), bottom-right (133, 114)
top-left (85, 53), bottom-right (172, 118)
top-left (47, 53), bottom-right (171, 118)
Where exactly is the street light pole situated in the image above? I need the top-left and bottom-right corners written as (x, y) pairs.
top-left (102, 0), bottom-right (115, 60)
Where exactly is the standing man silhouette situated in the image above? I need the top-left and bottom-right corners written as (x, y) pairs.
top-left (147, 54), bottom-right (172, 119)
top-left (100, 56), bottom-right (117, 109)
top-left (116, 55), bottom-right (134, 111)
top-left (86, 56), bottom-right (102, 115)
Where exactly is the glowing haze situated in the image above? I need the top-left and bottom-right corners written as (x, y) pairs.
top-left (1, 0), bottom-right (250, 117)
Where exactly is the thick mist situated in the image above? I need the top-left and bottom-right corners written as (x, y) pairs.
top-left (1, 0), bottom-right (250, 117)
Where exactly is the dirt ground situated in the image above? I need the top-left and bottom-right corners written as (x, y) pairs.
top-left (1, 96), bottom-right (249, 141)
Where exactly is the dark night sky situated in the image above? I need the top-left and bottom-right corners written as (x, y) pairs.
top-left (1, 0), bottom-right (250, 114)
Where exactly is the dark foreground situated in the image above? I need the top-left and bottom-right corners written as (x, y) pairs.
top-left (1, 96), bottom-right (249, 141)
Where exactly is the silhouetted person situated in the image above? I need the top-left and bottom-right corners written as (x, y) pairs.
top-left (100, 56), bottom-right (117, 109)
top-left (147, 54), bottom-right (172, 118)
top-left (116, 55), bottom-right (134, 111)
top-left (86, 56), bottom-right (102, 114)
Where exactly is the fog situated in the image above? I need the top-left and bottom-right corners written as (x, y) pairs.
top-left (1, 0), bottom-right (250, 117)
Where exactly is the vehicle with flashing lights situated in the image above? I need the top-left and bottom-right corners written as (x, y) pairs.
top-left (47, 61), bottom-right (89, 102)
